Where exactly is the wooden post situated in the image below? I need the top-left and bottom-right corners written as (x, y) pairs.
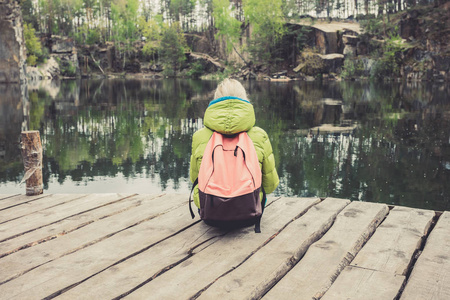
top-left (20, 130), bottom-right (43, 195)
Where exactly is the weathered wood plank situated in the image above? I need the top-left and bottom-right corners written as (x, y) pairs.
top-left (122, 197), bottom-right (321, 300)
top-left (0, 194), bottom-right (20, 201)
top-left (321, 206), bottom-right (434, 300)
top-left (0, 193), bottom-right (135, 242)
top-left (350, 206), bottom-right (434, 275)
top-left (56, 222), bottom-right (226, 300)
top-left (55, 197), bottom-right (320, 300)
top-left (0, 196), bottom-right (197, 299)
top-left (262, 201), bottom-right (389, 300)
top-left (0, 194), bottom-right (89, 223)
top-left (196, 197), bottom-right (350, 300)
top-left (322, 266), bottom-right (405, 300)
top-left (400, 211), bottom-right (450, 300)
top-left (0, 194), bottom-right (175, 284)
top-left (0, 194), bottom-right (150, 257)
top-left (0, 194), bottom-right (50, 210)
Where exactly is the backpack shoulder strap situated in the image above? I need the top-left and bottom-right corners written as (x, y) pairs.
top-left (189, 178), bottom-right (198, 219)
top-left (254, 187), bottom-right (266, 233)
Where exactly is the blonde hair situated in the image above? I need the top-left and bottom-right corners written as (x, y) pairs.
top-left (214, 78), bottom-right (248, 100)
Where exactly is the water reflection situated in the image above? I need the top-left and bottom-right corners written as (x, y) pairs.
top-left (0, 79), bottom-right (449, 211)
top-left (0, 83), bottom-right (27, 183)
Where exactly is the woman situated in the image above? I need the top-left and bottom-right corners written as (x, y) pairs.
top-left (190, 78), bottom-right (279, 211)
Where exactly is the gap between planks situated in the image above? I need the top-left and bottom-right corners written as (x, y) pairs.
top-left (0, 194), bottom-right (175, 285)
top-left (0, 193), bottom-right (140, 244)
top-left (0, 194), bottom-right (164, 259)
top-left (46, 197), bottom-right (321, 300)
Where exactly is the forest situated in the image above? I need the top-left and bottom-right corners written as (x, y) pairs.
top-left (20, 0), bottom-right (450, 80)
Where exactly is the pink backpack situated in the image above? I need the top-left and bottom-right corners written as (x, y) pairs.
top-left (189, 131), bottom-right (265, 232)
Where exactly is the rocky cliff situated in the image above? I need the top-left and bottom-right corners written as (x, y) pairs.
top-left (0, 0), bottom-right (27, 83)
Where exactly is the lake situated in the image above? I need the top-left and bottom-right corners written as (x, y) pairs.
top-left (0, 79), bottom-right (449, 211)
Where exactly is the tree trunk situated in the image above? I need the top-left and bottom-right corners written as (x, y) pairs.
top-left (20, 131), bottom-right (43, 196)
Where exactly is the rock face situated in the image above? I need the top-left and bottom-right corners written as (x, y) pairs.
top-left (25, 36), bottom-right (80, 80)
top-left (294, 52), bottom-right (344, 75)
top-left (187, 52), bottom-right (225, 73)
top-left (51, 36), bottom-right (79, 78)
top-left (26, 57), bottom-right (60, 81)
top-left (0, 0), bottom-right (27, 83)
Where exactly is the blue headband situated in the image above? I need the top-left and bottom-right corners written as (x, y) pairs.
top-left (208, 96), bottom-right (250, 107)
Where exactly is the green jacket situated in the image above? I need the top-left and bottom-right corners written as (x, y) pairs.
top-left (189, 97), bottom-right (279, 208)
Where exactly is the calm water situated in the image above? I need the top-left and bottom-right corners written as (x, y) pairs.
top-left (1, 79), bottom-right (449, 211)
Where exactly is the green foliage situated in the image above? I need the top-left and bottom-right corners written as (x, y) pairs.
top-left (23, 23), bottom-right (43, 66)
top-left (139, 16), bottom-right (163, 62)
top-left (110, 0), bottom-right (140, 62)
top-left (61, 61), bottom-right (77, 77)
top-left (186, 61), bottom-right (204, 78)
top-left (371, 33), bottom-right (407, 79)
top-left (212, 0), bottom-right (242, 54)
top-left (243, 0), bottom-right (286, 67)
top-left (20, 0), bottom-right (39, 30)
top-left (86, 28), bottom-right (101, 45)
top-left (341, 57), bottom-right (365, 79)
top-left (159, 22), bottom-right (187, 75)
top-left (27, 55), bottom-right (38, 66)
top-left (74, 22), bottom-right (103, 45)
top-left (168, 0), bottom-right (196, 24)
top-left (360, 18), bottom-right (384, 37)
top-left (29, 89), bottom-right (50, 130)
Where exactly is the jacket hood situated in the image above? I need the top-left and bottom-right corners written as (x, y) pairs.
top-left (204, 97), bottom-right (255, 135)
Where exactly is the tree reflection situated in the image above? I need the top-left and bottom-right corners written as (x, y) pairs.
top-left (0, 79), bottom-right (449, 211)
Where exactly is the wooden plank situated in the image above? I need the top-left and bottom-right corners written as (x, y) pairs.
top-left (0, 194), bottom-right (89, 223)
top-left (196, 198), bottom-right (350, 300)
top-left (400, 211), bottom-right (450, 300)
top-left (56, 197), bottom-right (320, 300)
top-left (350, 206), bottom-right (434, 275)
top-left (0, 193), bottom-right (135, 242)
top-left (122, 197), bottom-right (321, 300)
top-left (0, 194), bottom-right (150, 258)
top-left (0, 194), bottom-right (20, 200)
top-left (0, 194), bottom-right (50, 210)
top-left (322, 266), bottom-right (405, 300)
top-left (321, 206), bottom-right (434, 300)
top-left (262, 201), bottom-right (389, 300)
top-left (56, 222), bottom-right (226, 300)
top-left (0, 193), bottom-right (175, 284)
top-left (0, 196), bottom-right (198, 299)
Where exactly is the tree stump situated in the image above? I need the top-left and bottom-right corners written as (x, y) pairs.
top-left (20, 130), bottom-right (43, 195)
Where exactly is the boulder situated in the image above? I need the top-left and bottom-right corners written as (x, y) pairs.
top-left (321, 54), bottom-right (345, 73)
top-left (185, 34), bottom-right (213, 56)
top-left (399, 10), bottom-right (422, 40)
top-left (294, 52), bottom-right (344, 75)
top-left (342, 35), bottom-right (359, 46)
top-left (294, 51), bottom-right (324, 75)
top-left (343, 45), bottom-right (357, 57)
top-left (51, 36), bottom-right (75, 53)
top-left (54, 52), bottom-right (79, 77)
top-left (26, 56), bottom-right (60, 81)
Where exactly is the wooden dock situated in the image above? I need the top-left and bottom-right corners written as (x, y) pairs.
top-left (0, 193), bottom-right (449, 299)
